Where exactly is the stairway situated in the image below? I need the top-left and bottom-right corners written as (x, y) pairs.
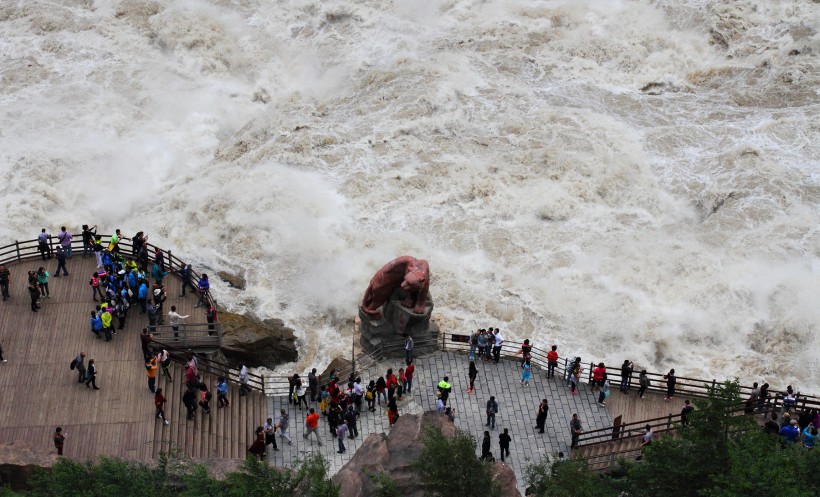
top-left (149, 362), bottom-right (267, 459)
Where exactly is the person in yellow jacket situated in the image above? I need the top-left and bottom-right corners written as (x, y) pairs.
top-left (100, 308), bottom-right (114, 341)
top-left (146, 357), bottom-right (158, 393)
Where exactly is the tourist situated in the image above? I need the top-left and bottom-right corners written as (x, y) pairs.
top-left (404, 359), bottom-right (415, 393)
top-left (782, 385), bottom-right (798, 413)
top-left (150, 260), bottom-right (167, 286)
top-left (375, 375), bottom-right (387, 405)
top-left (159, 349), bottom-right (172, 382)
top-left (477, 330), bottom-right (488, 361)
top-left (28, 282), bottom-right (40, 312)
top-left (217, 377), bottom-right (229, 408)
top-left (182, 387), bottom-right (198, 420)
top-left (139, 328), bottom-right (153, 360)
top-left (535, 399), bottom-right (549, 434)
top-left (57, 227), bottom-right (73, 258)
top-left (145, 357), bottom-right (158, 393)
top-left (54, 245), bottom-right (68, 276)
top-left (90, 272), bottom-right (103, 301)
top-left (445, 406), bottom-right (456, 422)
top-left (155, 388), bottom-right (170, 425)
top-left (468, 360), bottom-right (478, 394)
top-left (638, 370), bottom-right (651, 399)
top-left (521, 358), bottom-right (532, 387)
top-left (168, 306), bottom-right (189, 338)
top-left (803, 424), bottom-right (817, 449)
top-left (336, 420), bottom-right (349, 454)
top-left (146, 300), bottom-right (158, 327)
top-left (263, 417), bottom-right (278, 451)
top-left (302, 408), bottom-right (320, 445)
top-left (763, 412), bottom-right (780, 434)
top-left (638, 424), bottom-right (653, 459)
top-left (53, 427), bottom-right (65, 456)
top-left (295, 382), bottom-right (309, 409)
top-left (480, 431), bottom-right (492, 460)
top-left (405, 334), bottom-right (414, 362)
top-left (71, 352), bottom-right (86, 383)
top-left (436, 396), bottom-right (446, 413)
top-left (114, 298), bottom-right (127, 330)
top-left (758, 383), bottom-right (770, 411)
top-left (353, 377), bottom-right (364, 411)
top-left (137, 243), bottom-right (149, 272)
top-left (387, 399), bottom-right (399, 426)
top-left (194, 273), bottom-right (210, 307)
top-left (492, 328), bottom-right (504, 363)
top-left (498, 428), bottom-right (512, 463)
top-left (93, 235), bottom-right (104, 268)
top-left (597, 379), bottom-right (611, 407)
top-left (288, 373), bottom-right (300, 404)
top-left (620, 360), bottom-right (634, 393)
top-left (746, 382), bottom-right (761, 413)
top-left (85, 359), bottom-right (99, 389)
top-left (664, 369), bottom-right (677, 401)
top-left (570, 413), bottom-right (583, 448)
top-left (154, 247), bottom-right (165, 272)
top-left (681, 400), bottom-right (694, 426)
top-left (570, 359), bottom-right (582, 395)
top-left (89, 311), bottom-right (102, 339)
top-left (515, 339), bottom-right (532, 366)
top-left (0, 264), bottom-right (10, 301)
top-left (248, 427), bottom-right (266, 460)
top-left (486, 396), bottom-right (498, 430)
top-left (81, 224), bottom-right (97, 258)
top-left (38, 229), bottom-right (52, 260)
top-left (469, 329), bottom-right (479, 359)
top-left (308, 368), bottom-right (319, 401)
top-left (199, 385), bottom-right (212, 414)
top-left (275, 409), bottom-right (292, 445)
top-left (36, 267), bottom-right (49, 298)
top-left (437, 376), bottom-right (452, 405)
top-left (0, 342), bottom-right (5, 362)
top-left (546, 345), bottom-right (558, 378)
top-left (344, 406), bottom-right (359, 439)
top-left (239, 364), bottom-right (250, 396)
top-left (779, 419), bottom-right (800, 446)
top-left (363, 380), bottom-right (375, 412)
top-left (100, 306), bottom-right (113, 341)
top-left (591, 362), bottom-right (606, 392)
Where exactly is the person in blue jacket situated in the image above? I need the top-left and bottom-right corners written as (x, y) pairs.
top-left (89, 311), bottom-right (103, 339)
top-left (195, 274), bottom-right (210, 307)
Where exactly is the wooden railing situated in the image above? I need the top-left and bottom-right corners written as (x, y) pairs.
top-left (148, 323), bottom-right (222, 352)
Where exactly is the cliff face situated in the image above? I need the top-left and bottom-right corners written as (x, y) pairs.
top-left (218, 312), bottom-right (298, 368)
top-left (333, 412), bottom-right (522, 497)
top-left (0, 440), bottom-right (57, 490)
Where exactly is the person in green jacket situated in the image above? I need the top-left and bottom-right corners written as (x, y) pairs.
top-left (37, 267), bottom-right (50, 298)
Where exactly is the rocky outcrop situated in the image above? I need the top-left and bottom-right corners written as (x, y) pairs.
top-left (216, 270), bottom-right (247, 290)
top-left (0, 440), bottom-right (57, 490)
top-left (219, 312), bottom-right (298, 368)
top-left (333, 412), bottom-right (522, 497)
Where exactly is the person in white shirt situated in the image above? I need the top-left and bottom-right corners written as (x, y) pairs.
top-left (167, 305), bottom-right (189, 338)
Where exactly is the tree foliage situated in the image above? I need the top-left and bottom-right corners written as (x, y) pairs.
top-left (412, 426), bottom-right (500, 497)
top-left (526, 380), bottom-right (819, 497)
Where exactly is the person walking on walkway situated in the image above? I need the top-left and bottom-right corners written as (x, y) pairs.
top-left (264, 417), bottom-right (278, 451)
top-left (146, 357), bottom-right (158, 393)
top-left (336, 420), bottom-right (349, 454)
top-left (486, 396), bottom-right (498, 430)
top-left (155, 388), bottom-right (170, 425)
top-left (535, 399), bottom-right (549, 434)
top-left (54, 246), bottom-right (68, 276)
top-left (468, 360), bottom-right (478, 394)
top-left (217, 377), bottom-right (229, 408)
top-left (0, 343), bottom-right (7, 363)
top-left (85, 359), bottom-right (99, 389)
top-left (302, 408), bottom-right (321, 445)
top-left (159, 349), bottom-right (172, 382)
top-left (183, 387), bottom-right (198, 420)
top-left (546, 345), bottom-right (558, 378)
top-left (275, 409), bottom-right (293, 445)
top-left (480, 431), bottom-right (492, 460)
top-left (248, 427), bottom-right (266, 461)
top-left (0, 264), bottom-right (10, 302)
top-left (53, 427), bottom-right (65, 456)
top-left (499, 428), bottom-right (512, 462)
top-left (570, 413), bottom-right (583, 448)
top-left (664, 369), bottom-right (677, 401)
top-left (344, 406), bottom-right (359, 439)
top-left (28, 282), bottom-right (41, 312)
top-left (598, 379), bottom-right (611, 406)
top-left (72, 352), bottom-right (86, 383)
top-left (638, 370), bottom-right (650, 398)
top-left (36, 267), bottom-right (50, 298)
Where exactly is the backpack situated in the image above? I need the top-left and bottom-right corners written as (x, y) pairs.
top-left (69, 358), bottom-right (77, 370)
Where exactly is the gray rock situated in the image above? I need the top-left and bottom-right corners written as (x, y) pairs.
top-left (219, 312), bottom-right (298, 368)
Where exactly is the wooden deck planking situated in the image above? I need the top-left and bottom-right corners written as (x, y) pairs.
top-left (605, 386), bottom-right (695, 429)
top-left (0, 254), bottom-right (265, 462)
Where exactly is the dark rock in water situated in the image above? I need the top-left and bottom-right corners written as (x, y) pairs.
top-left (709, 28), bottom-right (729, 50)
top-left (788, 49), bottom-right (800, 56)
top-left (219, 312), bottom-right (297, 368)
top-left (216, 270), bottom-right (246, 290)
top-left (333, 412), bottom-right (522, 497)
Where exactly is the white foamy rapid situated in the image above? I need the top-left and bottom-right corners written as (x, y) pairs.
top-left (1, 0), bottom-right (818, 387)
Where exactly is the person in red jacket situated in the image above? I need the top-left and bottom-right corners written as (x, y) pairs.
top-left (404, 360), bottom-right (415, 393)
top-left (154, 388), bottom-right (170, 425)
top-left (546, 345), bottom-right (559, 379)
top-left (591, 362), bottom-right (606, 392)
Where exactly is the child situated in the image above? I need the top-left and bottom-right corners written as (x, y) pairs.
top-left (521, 359), bottom-right (532, 387)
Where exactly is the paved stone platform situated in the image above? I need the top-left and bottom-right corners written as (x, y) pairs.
top-left (263, 351), bottom-right (611, 493)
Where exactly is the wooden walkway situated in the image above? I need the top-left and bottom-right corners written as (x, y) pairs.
top-left (0, 254), bottom-right (265, 461)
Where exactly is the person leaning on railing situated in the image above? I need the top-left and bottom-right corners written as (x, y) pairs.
top-left (194, 274), bottom-right (210, 308)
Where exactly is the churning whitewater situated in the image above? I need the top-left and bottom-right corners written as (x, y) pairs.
top-left (1, 0), bottom-right (818, 386)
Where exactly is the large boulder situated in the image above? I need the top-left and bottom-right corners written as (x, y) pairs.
top-left (219, 312), bottom-right (298, 368)
top-left (333, 411), bottom-right (521, 497)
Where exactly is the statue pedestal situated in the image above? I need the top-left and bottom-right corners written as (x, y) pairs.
top-left (359, 289), bottom-right (438, 358)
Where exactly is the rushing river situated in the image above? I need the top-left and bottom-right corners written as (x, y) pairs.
top-left (1, 0), bottom-right (818, 387)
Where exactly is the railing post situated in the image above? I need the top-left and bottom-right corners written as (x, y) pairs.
top-left (15, 241), bottom-right (20, 261)
top-left (667, 413), bottom-right (673, 430)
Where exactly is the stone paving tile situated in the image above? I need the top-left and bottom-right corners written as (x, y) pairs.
top-left (260, 351), bottom-right (611, 494)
